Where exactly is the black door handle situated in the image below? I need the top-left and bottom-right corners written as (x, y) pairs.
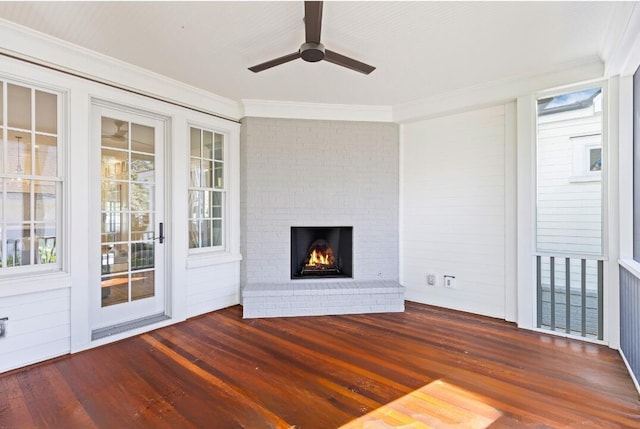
top-left (158, 222), bottom-right (164, 244)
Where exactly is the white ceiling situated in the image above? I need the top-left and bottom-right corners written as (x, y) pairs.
top-left (0, 1), bottom-right (631, 107)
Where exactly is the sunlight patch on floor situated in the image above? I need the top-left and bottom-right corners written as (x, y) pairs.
top-left (339, 379), bottom-right (501, 429)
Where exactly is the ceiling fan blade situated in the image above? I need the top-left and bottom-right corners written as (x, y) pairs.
top-left (248, 52), bottom-right (301, 73)
top-left (304, 1), bottom-right (323, 44)
top-left (324, 49), bottom-right (376, 75)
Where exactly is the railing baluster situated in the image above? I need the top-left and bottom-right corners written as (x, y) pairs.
top-left (537, 256), bottom-right (542, 328)
top-left (565, 258), bottom-right (571, 334)
top-left (550, 256), bottom-right (555, 331)
top-left (598, 260), bottom-right (604, 341)
top-left (581, 259), bottom-right (587, 337)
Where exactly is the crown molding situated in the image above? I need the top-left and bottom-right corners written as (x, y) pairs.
top-left (393, 57), bottom-right (605, 124)
top-left (0, 18), bottom-right (242, 120)
top-left (241, 99), bottom-right (394, 122)
top-left (604, 2), bottom-right (640, 77)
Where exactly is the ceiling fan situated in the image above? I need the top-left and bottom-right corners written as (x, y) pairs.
top-left (248, 1), bottom-right (375, 75)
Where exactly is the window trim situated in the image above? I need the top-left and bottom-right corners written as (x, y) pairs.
top-left (187, 123), bottom-right (229, 255)
top-left (0, 77), bottom-right (64, 276)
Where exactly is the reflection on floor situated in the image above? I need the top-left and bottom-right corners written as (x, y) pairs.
top-left (340, 379), bottom-right (501, 428)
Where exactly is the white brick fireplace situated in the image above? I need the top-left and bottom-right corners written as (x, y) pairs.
top-left (240, 117), bottom-right (403, 317)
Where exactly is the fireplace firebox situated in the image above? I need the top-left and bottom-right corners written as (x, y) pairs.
top-left (291, 227), bottom-right (353, 279)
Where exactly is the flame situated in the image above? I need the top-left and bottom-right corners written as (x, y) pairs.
top-left (305, 247), bottom-right (334, 267)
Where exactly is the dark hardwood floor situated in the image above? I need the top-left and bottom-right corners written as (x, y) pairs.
top-left (1, 302), bottom-right (639, 428)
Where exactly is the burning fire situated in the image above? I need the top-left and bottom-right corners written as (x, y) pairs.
top-left (305, 247), bottom-right (334, 267)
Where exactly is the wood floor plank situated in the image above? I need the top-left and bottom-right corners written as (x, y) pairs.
top-left (0, 301), bottom-right (638, 428)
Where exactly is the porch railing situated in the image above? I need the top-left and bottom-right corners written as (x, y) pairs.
top-left (536, 255), bottom-right (604, 340)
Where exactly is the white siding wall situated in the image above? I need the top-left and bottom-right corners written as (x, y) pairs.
top-left (186, 262), bottom-right (240, 318)
top-left (0, 288), bottom-right (70, 372)
top-left (401, 105), bottom-right (507, 318)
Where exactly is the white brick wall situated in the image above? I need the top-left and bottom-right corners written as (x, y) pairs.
top-left (241, 118), bottom-right (399, 285)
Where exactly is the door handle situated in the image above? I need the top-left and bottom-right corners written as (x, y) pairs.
top-left (158, 222), bottom-right (165, 244)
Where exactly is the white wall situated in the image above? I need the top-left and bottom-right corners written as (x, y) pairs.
top-left (400, 105), bottom-right (512, 319)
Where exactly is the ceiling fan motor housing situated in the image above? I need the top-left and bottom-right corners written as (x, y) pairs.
top-left (300, 42), bottom-right (325, 62)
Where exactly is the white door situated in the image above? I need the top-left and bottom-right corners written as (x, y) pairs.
top-left (92, 105), bottom-right (166, 330)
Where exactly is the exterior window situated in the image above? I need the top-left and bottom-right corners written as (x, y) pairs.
top-left (188, 126), bottom-right (225, 250)
top-left (0, 81), bottom-right (60, 269)
top-left (570, 134), bottom-right (602, 181)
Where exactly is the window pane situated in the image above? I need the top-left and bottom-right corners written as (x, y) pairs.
top-left (34, 180), bottom-right (56, 222)
top-left (211, 191), bottom-right (222, 218)
top-left (7, 224), bottom-right (30, 266)
top-left (190, 127), bottom-right (201, 157)
top-left (589, 148), bottom-right (602, 172)
top-left (188, 220), bottom-right (198, 248)
top-left (203, 130), bottom-right (213, 159)
top-left (35, 135), bottom-right (57, 176)
top-left (6, 179), bottom-right (30, 222)
top-left (102, 117), bottom-right (128, 150)
top-left (35, 90), bottom-right (57, 134)
top-left (188, 190), bottom-right (203, 220)
top-left (36, 225), bottom-right (56, 264)
top-left (214, 161), bottom-right (223, 189)
top-left (203, 159), bottom-right (213, 188)
top-left (212, 219), bottom-right (222, 246)
top-left (9, 131), bottom-right (31, 176)
top-left (7, 84), bottom-right (31, 130)
top-left (215, 133), bottom-right (224, 160)
top-left (200, 220), bottom-right (212, 247)
top-left (189, 158), bottom-right (201, 187)
top-left (131, 123), bottom-right (154, 154)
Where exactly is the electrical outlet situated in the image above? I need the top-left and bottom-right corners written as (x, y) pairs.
top-left (427, 273), bottom-right (436, 286)
top-left (0, 317), bottom-right (7, 338)
top-left (444, 275), bottom-right (456, 289)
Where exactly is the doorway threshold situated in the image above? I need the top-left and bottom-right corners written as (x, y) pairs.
top-left (91, 313), bottom-right (170, 341)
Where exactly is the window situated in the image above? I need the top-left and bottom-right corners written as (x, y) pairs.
top-left (188, 126), bottom-right (225, 250)
top-left (570, 134), bottom-right (602, 181)
top-left (0, 80), bottom-right (60, 270)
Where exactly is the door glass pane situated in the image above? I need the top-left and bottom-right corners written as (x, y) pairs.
top-left (131, 123), bottom-right (154, 154)
top-left (102, 149), bottom-right (128, 180)
top-left (7, 84), bottom-right (31, 130)
top-left (102, 117), bottom-right (128, 150)
top-left (102, 211), bottom-right (128, 243)
top-left (131, 241), bottom-right (154, 271)
top-left (131, 212), bottom-right (153, 241)
top-left (35, 135), bottom-right (57, 176)
top-left (130, 183), bottom-right (153, 213)
top-left (131, 153), bottom-right (154, 182)
top-left (35, 90), bottom-right (57, 134)
top-left (101, 274), bottom-right (129, 307)
top-left (132, 270), bottom-right (154, 301)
